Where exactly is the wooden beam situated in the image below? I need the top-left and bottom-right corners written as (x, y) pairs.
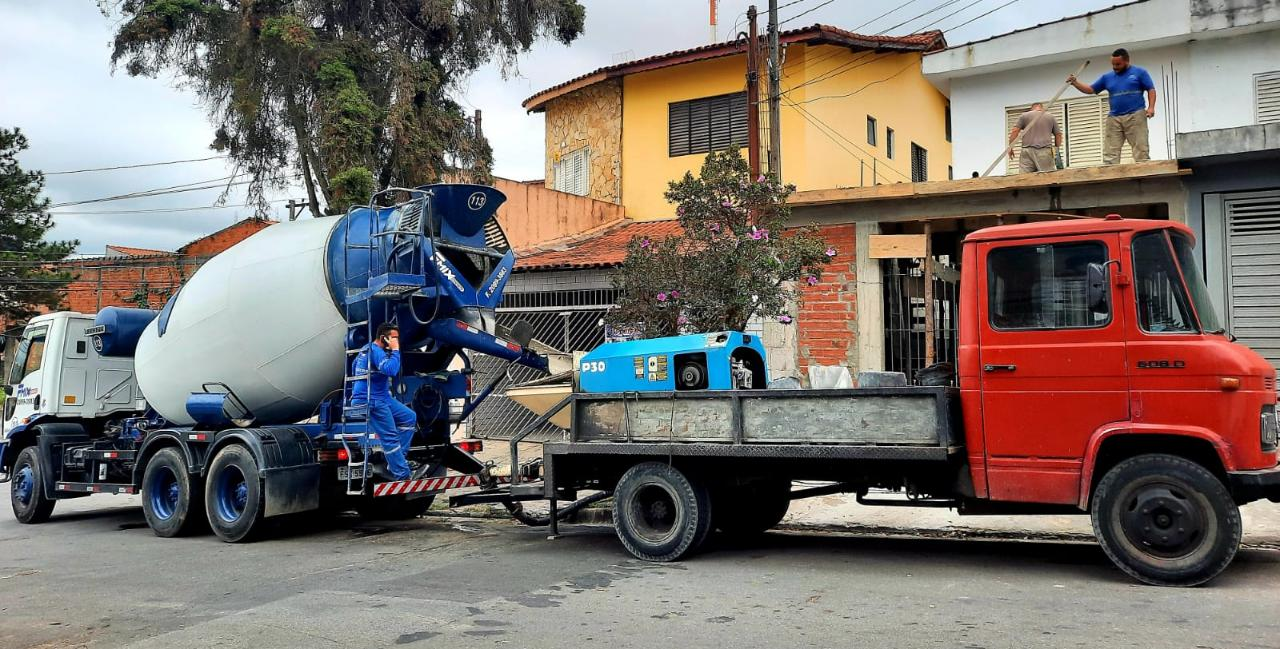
top-left (868, 234), bottom-right (927, 259)
top-left (789, 160), bottom-right (1188, 208)
top-left (923, 222), bottom-right (935, 367)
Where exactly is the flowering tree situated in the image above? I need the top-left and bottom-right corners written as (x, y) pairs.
top-left (608, 149), bottom-right (835, 338)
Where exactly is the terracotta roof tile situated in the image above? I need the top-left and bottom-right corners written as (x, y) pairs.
top-left (105, 245), bottom-right (176, 257)
top-left (524, 25), bottom-right (945, 111)
top-left (515, 219), bottom-right (683, 271)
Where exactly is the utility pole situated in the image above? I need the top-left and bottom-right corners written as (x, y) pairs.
top-left (767, 0), bottom-right (782, 181)
top-left (746, 5), bottom-right (761, 180)
top-left (286, 199), bottom-right (313, 221)
top-left (709, 0), bottom-right (717, 44)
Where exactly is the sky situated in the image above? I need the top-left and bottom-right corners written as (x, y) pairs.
top-left (0, 0), bottom-right (1123, 254)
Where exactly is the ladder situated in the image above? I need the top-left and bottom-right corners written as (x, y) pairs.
top-left (338, 188), bottom-right (437, 496)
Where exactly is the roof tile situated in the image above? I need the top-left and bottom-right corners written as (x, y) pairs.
top-left (515, 219), bottom-right (683, 271)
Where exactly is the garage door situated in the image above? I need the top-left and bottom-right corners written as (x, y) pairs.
top-left (1226, 191), bottom-right (1280, 370)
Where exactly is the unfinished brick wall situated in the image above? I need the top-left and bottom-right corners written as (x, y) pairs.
top-left (796, 224), bottom-right (857, 378)
top-left (179, 218), bottom-right (273, 256)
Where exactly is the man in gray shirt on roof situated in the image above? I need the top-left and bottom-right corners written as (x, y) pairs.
top-left (1007, 102), bottom-right (1062, 173)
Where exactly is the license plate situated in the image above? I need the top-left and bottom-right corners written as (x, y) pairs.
top-left (338, 466), bottom-right (350, 480)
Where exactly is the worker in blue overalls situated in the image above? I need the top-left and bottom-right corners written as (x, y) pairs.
top-left (350, 323), bottom-right (419, 481)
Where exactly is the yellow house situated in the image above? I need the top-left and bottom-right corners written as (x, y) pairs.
top-left (523, 24), bottom-right (951, 220)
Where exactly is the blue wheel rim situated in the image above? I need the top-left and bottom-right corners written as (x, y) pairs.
top-left (214, 465), bottom-right (248, 523)
top-left (148, 466), bottom-right (180, 521)
top-left (14, 465), bottom-right (34, 506)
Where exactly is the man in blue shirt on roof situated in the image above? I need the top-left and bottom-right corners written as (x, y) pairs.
top-left (1067, 48), bottom-right (1157, 165)
top-left (351, 323), bottom-right (419, 481)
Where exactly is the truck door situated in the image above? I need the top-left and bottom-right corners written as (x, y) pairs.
top-left (5, 326), bottom-right (50, 432)
top-left (978, 234), bottom-right (1128, 504)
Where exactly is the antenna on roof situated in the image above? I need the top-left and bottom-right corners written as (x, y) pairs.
top-left (709, 0), bottom-right (718, 43)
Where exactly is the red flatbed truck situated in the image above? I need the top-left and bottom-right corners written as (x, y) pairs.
top-left (481, 216), bottom-right (1279, 586)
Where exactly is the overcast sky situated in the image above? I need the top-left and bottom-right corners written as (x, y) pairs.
top-left (0, 0), bottom-right (1120, 253)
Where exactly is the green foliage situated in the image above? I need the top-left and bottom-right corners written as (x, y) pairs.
top-left (608, 150), bottom-right (835, 338)
top-left (0, 128), bottom-right (77, 323)
top-left (330, 166), bottom-right (375, 207)
top-left (101, 0), bottom-right (586, 214)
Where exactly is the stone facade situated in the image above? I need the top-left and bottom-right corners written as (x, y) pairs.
top-left (543, 79), bottom-right (623, 205)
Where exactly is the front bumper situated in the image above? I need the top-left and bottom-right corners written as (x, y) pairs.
top-left (1228, 465), bottom-right (1280, 503)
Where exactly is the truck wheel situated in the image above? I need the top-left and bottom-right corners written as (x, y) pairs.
top-left (714, 480), bottom-right (791, 535)
top-left (141, 447), bottom-right (206, 537)
top-left (357, 495), bottom-right (434, 520)
top-left (10, 446), bottom-right (55, 524)
top-left (1091, 454), bottom-right (1241, 586)
top-left (613, 462), bottom-right (713, 562)
top-left (205, 445), bottom-right (265, 542)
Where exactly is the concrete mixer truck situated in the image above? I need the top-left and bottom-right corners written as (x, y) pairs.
top-left (0, 183), bottom-right (558, 541)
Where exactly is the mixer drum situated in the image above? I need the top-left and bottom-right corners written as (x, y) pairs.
top-left (133, 216), bottom-right (347, 426)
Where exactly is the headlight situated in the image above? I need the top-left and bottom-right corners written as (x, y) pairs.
top-left (1263, 404), bottom-right (1278, 452)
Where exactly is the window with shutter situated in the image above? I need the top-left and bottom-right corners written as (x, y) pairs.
top-left (1257, 71), bottom-right (1280, 125)
top-left (1225, 191), bottom-right (1280, 370)
top-left (867, 116), bottom-right (877, 146)
top-left (668, 92), bottom-right (748, 157)
top-left (553, 147), bottom-right (590, 197)
top-left (886, 128), bottom-right (895, 159)
top-left (1004, 103), bottom-right (1067, 174)
top-left (910, 143), bottom-right (927, 182)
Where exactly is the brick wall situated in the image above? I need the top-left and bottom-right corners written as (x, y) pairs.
top-left (178, 218), bottom-right (273, 257)
top-left (796, 224), bottom-right (858, 378)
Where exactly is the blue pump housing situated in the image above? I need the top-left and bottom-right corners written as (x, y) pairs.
top-left (579, 331), bottom-right (769, 393)
top-left (89, 307), bottom-right (158, 356)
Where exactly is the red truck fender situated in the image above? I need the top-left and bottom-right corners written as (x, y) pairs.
top-left (1077, 423), bottom-right (1235, 510)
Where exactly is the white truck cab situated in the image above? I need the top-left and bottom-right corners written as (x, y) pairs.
top-left (3, 312), bottom-right (144, 452)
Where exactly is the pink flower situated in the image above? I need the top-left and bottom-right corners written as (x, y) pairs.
top-left (758, 175), bottom-right (766, 182)
top-left (640, 238), bottom-right (651, 248)
top-left (750, 228), bottom-right (769, 240)
top-left (671, 290), bottom-right (680, 298)
top-left (677, 315), bottom-right (688, 325)
top-left (676, 206), bottom-right (685, 215)
top-left (806, 275), bottom-right (819, 286)
top-left (721, 200), bottom-right (732, 208)
top-left (825, 247), bottom-right (837, 257)
top-left (709, 223), bottom-right (721, 232)
top-left (656, 292), bottom-right (668, 302)
top-left (778, 314), bottom-right (793, 324)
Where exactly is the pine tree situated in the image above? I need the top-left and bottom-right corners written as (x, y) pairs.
top-left (0, 127), bottom-right (77, 325)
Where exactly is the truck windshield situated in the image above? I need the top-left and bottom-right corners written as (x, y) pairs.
top-left (1170, 232), bottom-right (1225, 334)
top-left (1132, 232), bottom-right (1198, 334)
top-left (7, 327), bottom-right (47, 385)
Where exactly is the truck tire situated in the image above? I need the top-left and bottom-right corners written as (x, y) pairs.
top-left (1091, 453), bottom-right (1241, 587)
top-left (10, 446), bottom-right (55, 524)
top-left (141, 448), bottom-right (207, 537)
top-left (613, 462), bottom-right (713, 562)
top-left (205, 444), bottom-right (265, 542)
top-left (357, 495), bottom-right (434, 520)
top-left (714, 480), bottom-right (791, 536)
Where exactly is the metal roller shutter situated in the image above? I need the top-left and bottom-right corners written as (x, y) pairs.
top-left (1226, 191), bottom-right (1280, 370)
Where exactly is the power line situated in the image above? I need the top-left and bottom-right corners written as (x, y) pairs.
top-left (43, 155), bottom-right (228, 176)
top-left (779, 0), bottom-right (837, 25)
top-left (784, 95), bottom-right (912, 182)
top-left (51, 198), bottom-right (292, 216)
top-left (49, 174), bottom-right (250, 208)
top-left (851, 0), bottom-right (931, 32)
top-left (788, 58), bottom-right (918, 105)
top-left (934, 0), bottom-right (1024, 33)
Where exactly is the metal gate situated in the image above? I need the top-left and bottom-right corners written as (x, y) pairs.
top-left (469, 288), bottom-right (618, 441)
top-left (1225, 191), bottom-right (1280, 371)
top-left (882, 257), bottom-right (960, 384)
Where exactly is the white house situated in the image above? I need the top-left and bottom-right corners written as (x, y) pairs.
top-left (924, 0), bottom-right (1279, 176)
top-left (924, 0), bottom-right (1280, 369)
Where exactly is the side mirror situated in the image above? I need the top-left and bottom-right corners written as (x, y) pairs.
top-left (1, 384), bottom-right (11, 396)
top-left (1086, 262), bottom-right (1110, 314)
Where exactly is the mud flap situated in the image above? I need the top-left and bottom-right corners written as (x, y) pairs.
top-left (263, 464), bottom-right (321, 517)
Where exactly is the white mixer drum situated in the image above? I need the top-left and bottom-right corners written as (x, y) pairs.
top-left (133, 216), bottom-right (347, 426)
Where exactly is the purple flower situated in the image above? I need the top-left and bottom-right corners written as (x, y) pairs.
top-left (640, 238), bottom-right (651, 248)
top-left (676, 206), bottom-right (685, 215)
top-left (778, 314), bottom-right (793, 324)
top-left (656, 292), bottom-right (668, 302)
top-left (721, 200), bottom-right (732, 208)
top-left (677, 315), bottom-right (689, 325)
top-left (806, 275), bottom-right (819, 286)
top-left (758, 175), bottom-right (766, 183)
top-left (750, 228), bottom-right (769, 241)
top-left (671, 290), bottom-right (681, 298)
top-left (709, 222), bottom-right (721, 232)
top-left (825, 247), bottom-right (837, 257)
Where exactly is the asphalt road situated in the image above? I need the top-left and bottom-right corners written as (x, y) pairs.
top-left (3, 486), bottom-right (1280, 649)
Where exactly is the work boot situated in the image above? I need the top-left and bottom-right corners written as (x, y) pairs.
top-left (371, 463), bottom-right (400, 482)
top-left (409, 462), bottom-right (435, 480)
